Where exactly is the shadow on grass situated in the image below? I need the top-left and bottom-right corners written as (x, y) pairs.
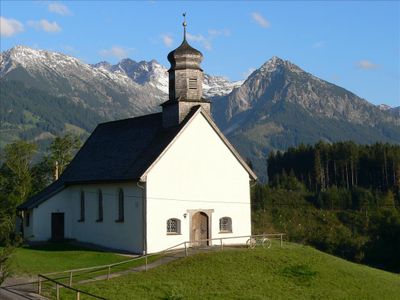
top-left (21, 242), bottom-right (102, 252)
top-left (280, 264), bottom-right (318, 285)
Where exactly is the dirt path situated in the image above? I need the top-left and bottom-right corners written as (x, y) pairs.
top-left (1, 245), bottom-right (233, 299)
top-left (1, 277), bottom-right (47, 300)
top-left (78, 245), bottom-right (230, 284)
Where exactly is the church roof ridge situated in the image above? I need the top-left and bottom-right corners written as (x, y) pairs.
top-left (97, 112), bottom-right (162, 127)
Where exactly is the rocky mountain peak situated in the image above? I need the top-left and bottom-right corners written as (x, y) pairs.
top-left (217, 55), bottom-right (399, 129)
top-left (91, 61), bottom-right (112, 70)
top-left (91, 56), bottom-right (240, 97)
top-left (256, 56), bottom-right (303, 76)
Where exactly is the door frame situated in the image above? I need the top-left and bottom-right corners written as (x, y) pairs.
top-left (187, 209), bottom-right (214, 245)
top-left (51, 212), bottom-right (65, 241)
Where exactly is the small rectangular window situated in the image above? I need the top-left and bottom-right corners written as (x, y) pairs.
top-left (189, 78), bottom-right (197, 90)
top-left (116, 189), bottom-right (124, 222)
top-left (97, 189), bottom-right (103, 222)
top-left (79, 191), bottom-right (85, 222)
top-left (25, 212), bottom-right (30, 227)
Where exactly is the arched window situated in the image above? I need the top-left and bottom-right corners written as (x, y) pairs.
top-left (79, 190), bottom-right (85, 222)
top-left (167, 218), bottom-right (181, 234)
top-left (116, 189), bottom-right (124, 222)
top-left (219, 217), bottom-right (232, 233)
top-left (97, 189), bottom-right (103, 222)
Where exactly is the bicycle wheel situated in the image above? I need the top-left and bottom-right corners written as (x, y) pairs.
top-left (246, 238), bottom-right (256, 249)
top-left (261, 238), bottom-right (272, 249)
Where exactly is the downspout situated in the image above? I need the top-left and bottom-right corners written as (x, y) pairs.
top-left (137, 180), bottom-right (147, 256)
top-left (250, 178), bottom-right (257, 236)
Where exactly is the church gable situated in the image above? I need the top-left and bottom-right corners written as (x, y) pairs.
top-left (143, 108), bottom-right (256, 184)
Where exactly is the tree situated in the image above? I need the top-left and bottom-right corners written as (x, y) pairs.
top-left (0, 212), bottom-right (18, 285)
top-left (30, 159), bottom-right (53, 194)
top-left (48, 134), bottom-right (81, 178)
top-left (1, 140), bottom-right (37, 207)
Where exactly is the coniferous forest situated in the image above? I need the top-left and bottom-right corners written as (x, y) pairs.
top-left (252, 142), bottom-right (400, 273)
top-left (268, 142), bottom-right (400, 193)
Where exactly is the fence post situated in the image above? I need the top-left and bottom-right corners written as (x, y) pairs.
top-left (107, 266), bottom-right (111, 280)
top-left (76, 291), bottom-right (80, 300)
top-left (220, 238), bottom-right (223, 250)
top-left (37, 275), bottom-right (42, 295)
top-left (280, 234), bottom-right (283, 248)
top-left (69, 271), bottom-right (73, 287)
top-left (145, 255), bottom-right (148, 272)
top-left (56, 283), bottom-right (60, 300)
top-left (184, 242), bottom-right (188, 257)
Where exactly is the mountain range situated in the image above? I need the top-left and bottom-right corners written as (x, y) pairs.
top-left (1, 46), bottom-right (399, 180)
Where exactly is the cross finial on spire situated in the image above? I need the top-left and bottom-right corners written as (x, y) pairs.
top-left (182, 12), bottom-right (187, 41)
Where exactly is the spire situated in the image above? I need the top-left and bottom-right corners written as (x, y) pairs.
top-left (182, 12), bottom-right (187, 41)
top-left (162, 15), bottom-right (210, 128)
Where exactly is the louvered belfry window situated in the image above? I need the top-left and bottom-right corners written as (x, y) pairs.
top-left (189, 78), bottom-right (197, 90)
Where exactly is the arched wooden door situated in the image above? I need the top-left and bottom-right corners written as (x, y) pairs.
top-left (192, 212), bottom-right (209, 246)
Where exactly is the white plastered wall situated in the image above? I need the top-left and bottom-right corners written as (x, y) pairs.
top-left (146, 112), bottom-right (252, 253)
top-left (28, 183), bottom-right (144, 253)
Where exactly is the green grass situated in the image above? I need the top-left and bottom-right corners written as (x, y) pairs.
top-left (73, 244), bottom-right (400, 300)
top-left (8, 242), bottom-right (129, 276)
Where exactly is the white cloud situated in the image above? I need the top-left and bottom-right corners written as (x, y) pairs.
top-left (242, 67), bottom-right (256, 79)
top-left (208, 28), bottom-right (231, 37)
top-left (28, 19), bottom-right (61, 32)
top-left (356, 60), bottom-right (379, 70)
top-left (162, 34), bottom-right (174, 47)
top-left (187, 33), bottom-right (212, 51)
top-left (312, 41), bottom-right (325, 48)
top-left (251, 12), bottom-right (270, 28)
top-left (0, 17), bottom-right (24, 37)
top-left (99, 46), bottom-right (130, 59)
top-left (184, 28), bottom-right (230, 51)
top-left (48, 2), bottom-right (72, 16)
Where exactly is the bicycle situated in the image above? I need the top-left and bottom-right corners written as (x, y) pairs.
top-left (246, 236), bottom-right (272, 249)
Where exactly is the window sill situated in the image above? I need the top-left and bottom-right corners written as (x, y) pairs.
top-left (167, 233), bottom-right (181, 235)
top-left (115, 219), bottom-right (124, 223)
top-left (219, 231), bottom-right (232, 234)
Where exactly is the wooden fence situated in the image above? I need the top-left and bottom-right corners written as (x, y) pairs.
top-left (37, 233), bottom-right (285, 299)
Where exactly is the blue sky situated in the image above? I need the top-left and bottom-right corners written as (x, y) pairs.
top-left (1, 1), bottom-right (399, 107)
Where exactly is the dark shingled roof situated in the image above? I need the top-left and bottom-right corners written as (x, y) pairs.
top-left (18, 110), bottom-right (193, 210)
top-left (60, 112), bottom-right (166, 183)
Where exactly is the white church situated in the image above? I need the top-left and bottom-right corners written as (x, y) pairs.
top-left (18, 20), bottom-right (257, 254)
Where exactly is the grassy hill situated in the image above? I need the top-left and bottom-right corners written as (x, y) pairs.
top-left (74, 244), bottom-right (399, 300)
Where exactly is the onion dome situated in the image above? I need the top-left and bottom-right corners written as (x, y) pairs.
top-left (167, 15), bottom-right (203, 71)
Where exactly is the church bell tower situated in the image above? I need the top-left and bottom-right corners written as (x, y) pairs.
top-left (162, 14), bottom-right (211, 128)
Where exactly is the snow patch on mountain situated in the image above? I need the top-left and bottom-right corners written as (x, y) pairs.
top-left (377, 104), bottom-right (392, 111)
top-left (0, 46), bottom-right (138, 89)
top-left (91, 58), bottom-right (242, 98)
